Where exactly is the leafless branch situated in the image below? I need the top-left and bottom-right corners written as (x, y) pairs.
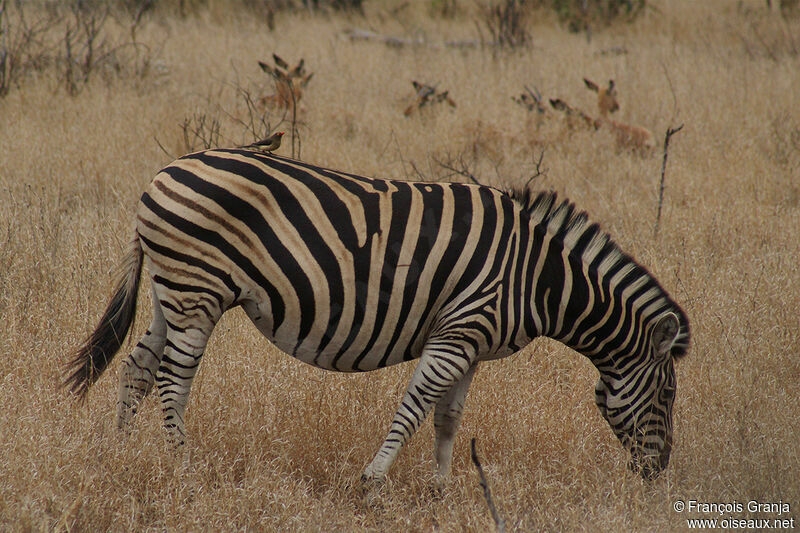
top-left (129, 0), bottom-right (155, 42)
top-left (660, 62), bottom-right (679, 120)
top-left (654, 124), bottom-right (684, 237)
top-left (471, 438), bottom-right (505, 533)
top-left (227, 83), bottom-right (276, 145)
top-left (408, 159), bottom-right (429, 181)
top-left (523, 149), bottom-right (547, 187)
top-left (256, 54), bottom-right (310, 158)
top-left (153, 135), bottom-right (174, 159)
top-left (433, 154), bottom-right (484, 186)
top-left (391, 130), bottom-right (409, 180)
top-left (288, 76), bottom-right (300, 158)
top-left (181, 112), bottom-right (222, 152)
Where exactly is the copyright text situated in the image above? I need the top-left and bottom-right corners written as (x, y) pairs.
top-left (673, 499), bottom-right (794, 530)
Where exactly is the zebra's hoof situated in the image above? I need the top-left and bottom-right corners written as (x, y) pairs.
top-left (358, 473), bottom-right (386, 508)
top-left (431, 475), bottom-right (447, 498)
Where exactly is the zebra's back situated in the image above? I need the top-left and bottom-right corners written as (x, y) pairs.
top-left (136, 149), bottom-right (522, 371)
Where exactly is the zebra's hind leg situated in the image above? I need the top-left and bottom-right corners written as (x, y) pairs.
top-left (362, 337), bottom-right (477, 487)
top-left (433, 363), bottom-right (477, 489)
top-left (116, 283), bottom-right (167, 431)
top-left (154, 302), bottom-right (218, 446)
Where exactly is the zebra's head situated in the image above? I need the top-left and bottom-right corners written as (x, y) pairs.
top-left (593, 311), bottom-right (683, 480)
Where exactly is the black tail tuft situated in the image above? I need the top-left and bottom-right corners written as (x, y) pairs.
top-left (64, 238), bottom-right (144, 400)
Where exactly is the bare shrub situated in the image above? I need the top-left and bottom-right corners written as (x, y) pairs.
top-left (767, 0), bottom-right (800, 18)
top-left (182, 112), bottom-right (222, 152)
top-left (0, 0), bottom-right (161, 98)
top-left (550, 0), bottom-right (646, 33)
top-left (730, 6), bottom-right (799, 61)
top-left (480, 0), bottom-right (531, 48)
top-left (0, 0), bottom-right (59, 97)
top-left (232, 84), bottom-right (279, 145)
top-left (61, 2), bottom-right (112, 95)
top-left (302, 0), bottom-right (364, 14)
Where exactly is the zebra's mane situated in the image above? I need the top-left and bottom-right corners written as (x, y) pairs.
top-left (508, 188), bottom-right (690, 358)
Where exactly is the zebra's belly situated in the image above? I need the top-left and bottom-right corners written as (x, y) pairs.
top-left (240, 298), bottom-right (426, 372)
top-left (269, 329), bottom-right (425, 372)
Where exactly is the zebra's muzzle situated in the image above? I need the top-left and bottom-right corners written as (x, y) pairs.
top-left (628, 437), bottom-right (672, 480)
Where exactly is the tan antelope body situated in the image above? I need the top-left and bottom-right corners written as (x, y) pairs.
top-left (258, 54), bottom-right (313, 113)
top-left (584, 78), bottom-right (656, 151)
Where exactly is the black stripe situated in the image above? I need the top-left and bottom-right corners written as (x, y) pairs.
top-left (379, 184), bottom-right (445, 366)
top-left (141, 191), bottom-right (286, 335)
top-left (498, 231), bottom-right (517, 348)
top-left (445, 188), bottom-right (499, 312)
top-left (534, 234), bottom-right (565, 337)
top-left (138, 233), bottom-right (240, 303)
top-left (152, 274), bottom-right (224, 310)
top-left (175, 156), bottom-right (354, 355)
top-left (404, 183), bottom-right (475, 360)
top-left (509, 212), bottom-right (531, 350)
top-left (352, 181), bottom-right (414, 370)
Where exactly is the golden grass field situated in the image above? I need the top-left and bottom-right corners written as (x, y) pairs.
top-left (0, 0), bottom-right (798, 530)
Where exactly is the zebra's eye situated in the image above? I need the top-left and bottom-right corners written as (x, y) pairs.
top-left (660, 385), bottom-right (675, 403)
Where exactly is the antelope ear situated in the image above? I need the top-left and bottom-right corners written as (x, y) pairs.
top-left (584, 78), bottom-right (599, 92)
top-left (652, 313), bottom-right (680, 356)
top-left (272, 53), bottom-right (289, 69)
top-left (258, 61), bottom-right (274, 75)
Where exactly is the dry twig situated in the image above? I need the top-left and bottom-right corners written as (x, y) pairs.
top-left (523, 149), bottom-right (547, 187)
top-left (433, 154), bottom-right (483, 186)
top-left (654, 124), bottom-right (684, 237)
top-left (471, 438), bottom-right (505, 533)
top-left (257, 54), bottom-right (312, 158)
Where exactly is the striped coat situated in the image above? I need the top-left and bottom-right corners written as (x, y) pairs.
top-left (67, 149), bottom-right (690, 486)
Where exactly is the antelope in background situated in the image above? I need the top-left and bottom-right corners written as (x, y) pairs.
top-left (403, 80), bottom-right (456, 116)
top-left (584, 78), bottom-right (656, 151)
top-left (548, 97), bottom-right (600, 131)
top-left (513, 85), bottom-right (555, 132)
top-left (513, 85), bottom-right (547, 115)
top-left (258, 54), bottom-right (313, 114)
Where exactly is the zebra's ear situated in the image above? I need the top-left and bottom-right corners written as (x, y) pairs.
top-left (652, 312), bottom-right (680, 356)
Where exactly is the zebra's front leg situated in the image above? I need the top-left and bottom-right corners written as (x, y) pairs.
top-left (433, 363), bottom-right (477, 489)
top-left (362, 340), bottom-right (476, 486)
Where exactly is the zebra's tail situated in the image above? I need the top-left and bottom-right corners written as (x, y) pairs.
top-left (64, 236), bottom-right (144, 400)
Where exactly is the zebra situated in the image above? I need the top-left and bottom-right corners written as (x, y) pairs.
top-left (65, 149), bottom-right (690, 486)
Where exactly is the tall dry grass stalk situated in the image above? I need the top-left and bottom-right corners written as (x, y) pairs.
top-left (0, 0), bottom-right (798, 530)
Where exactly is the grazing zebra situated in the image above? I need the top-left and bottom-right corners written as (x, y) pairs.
top-left (65, 149), bottom-right (690, 485)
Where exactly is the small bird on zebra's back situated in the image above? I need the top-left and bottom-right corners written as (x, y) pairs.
top-left (244, 131), bottom-right (283, 152)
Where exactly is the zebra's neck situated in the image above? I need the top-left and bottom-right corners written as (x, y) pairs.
top-left (515, 191), bottom-right (686, 365)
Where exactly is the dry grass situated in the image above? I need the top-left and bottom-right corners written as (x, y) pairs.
top-left (1, 0), bottom-right (798, 530)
